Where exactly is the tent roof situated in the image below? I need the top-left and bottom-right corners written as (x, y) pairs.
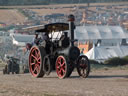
top-left (75, 26), bottom-right (128, 40)
top-left (13, 34), bottom-right (34, 43)
top-left (12, 34), bottom-right (34, 46)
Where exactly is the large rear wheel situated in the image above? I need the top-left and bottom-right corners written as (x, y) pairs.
top-left (29, 46), bottom-right (46, 78)
top-left (77, 55), bottom-right (90, 78)
top-left (56, 55), bottom-right (69, 79)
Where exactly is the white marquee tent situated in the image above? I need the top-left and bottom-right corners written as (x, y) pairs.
top-left (85, 45), bottom-right (128, 61)
top-left (75, 26), bottom-right (128, 61)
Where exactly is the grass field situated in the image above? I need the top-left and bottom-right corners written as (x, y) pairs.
top-left (91, 63), bottom-right (128, 71)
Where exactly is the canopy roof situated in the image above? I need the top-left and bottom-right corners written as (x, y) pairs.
top-left (75, 26), bottom-right (128, 40)
top-left (22, 23), bottom-right (69, 33)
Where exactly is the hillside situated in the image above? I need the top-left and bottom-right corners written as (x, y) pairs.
top-left (0, 9), bottom-right (26, 25)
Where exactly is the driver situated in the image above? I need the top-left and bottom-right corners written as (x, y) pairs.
top-left (41, 32), bottom-right (49, 42)
top-left (32, 32), bottom-right (40, 45)
top-left (26, 32), bottom-right (50, 51)
top-left (32, 32), bottom-right (50, 45)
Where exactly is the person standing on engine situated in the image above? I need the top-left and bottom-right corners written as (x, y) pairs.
top-left (32, 32), bottom-right (39, 45)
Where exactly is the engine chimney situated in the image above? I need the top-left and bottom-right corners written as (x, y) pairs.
top-left (68, 14), bottom-right (75, 46)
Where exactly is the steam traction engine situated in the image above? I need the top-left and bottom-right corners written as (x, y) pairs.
top-left (28, 15), bottom-right (90, 79)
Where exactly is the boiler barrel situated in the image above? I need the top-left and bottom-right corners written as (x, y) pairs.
top-left (58, 46), bottom-right (80, 61)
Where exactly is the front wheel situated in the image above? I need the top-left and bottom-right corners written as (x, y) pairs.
top-left (77, 55), bottom-right (90, 78)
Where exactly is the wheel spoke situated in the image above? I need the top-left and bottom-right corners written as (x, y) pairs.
top-left (35, 50), bottom-right (38, 57)
top-left (61, 61), bottom-right (65, 67)
top-left (34, 64), bottom-right (40, 73)
top-left (31, 54), bottom-right (37, 60)
top-left (37, 57), bottom-right (41, 61)
top-left (37, 61), bottom-right (41, 64)
top-left (31, 54), bottom-right (38, 61)
top-left (31, 62), bottom-right (35, 65)
top-left (37, 57), bottom-right (41, 63)
top-left (61, 68), bottom-right (65, 73)
top-left (33, 66), bottom-right (38, 73)
top-left (58, 59), bottom-right (61, 65)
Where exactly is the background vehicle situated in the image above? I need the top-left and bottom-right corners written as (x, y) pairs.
top-left (3, 57), bottom-right (19, 74)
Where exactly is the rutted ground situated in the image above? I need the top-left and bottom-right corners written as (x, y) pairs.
top-left (0, 69), bottom-right (128, 96)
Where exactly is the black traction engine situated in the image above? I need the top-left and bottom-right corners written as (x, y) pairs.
top-left (28, 15), bottom-right (90, 79)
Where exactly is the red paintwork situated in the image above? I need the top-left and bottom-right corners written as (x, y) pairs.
top-left (56, 56), bottom-right (66, 79)
top-left (29, 47), bottom-right (41, 77)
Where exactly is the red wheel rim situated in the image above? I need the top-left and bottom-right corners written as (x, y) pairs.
top-left (29, 47), bottom-right (41, 77)
top-left (56, 56), bottom-right (66, 79)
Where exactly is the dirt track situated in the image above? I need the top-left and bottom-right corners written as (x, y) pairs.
top-left (0, 69), bottom-right (128, 96)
